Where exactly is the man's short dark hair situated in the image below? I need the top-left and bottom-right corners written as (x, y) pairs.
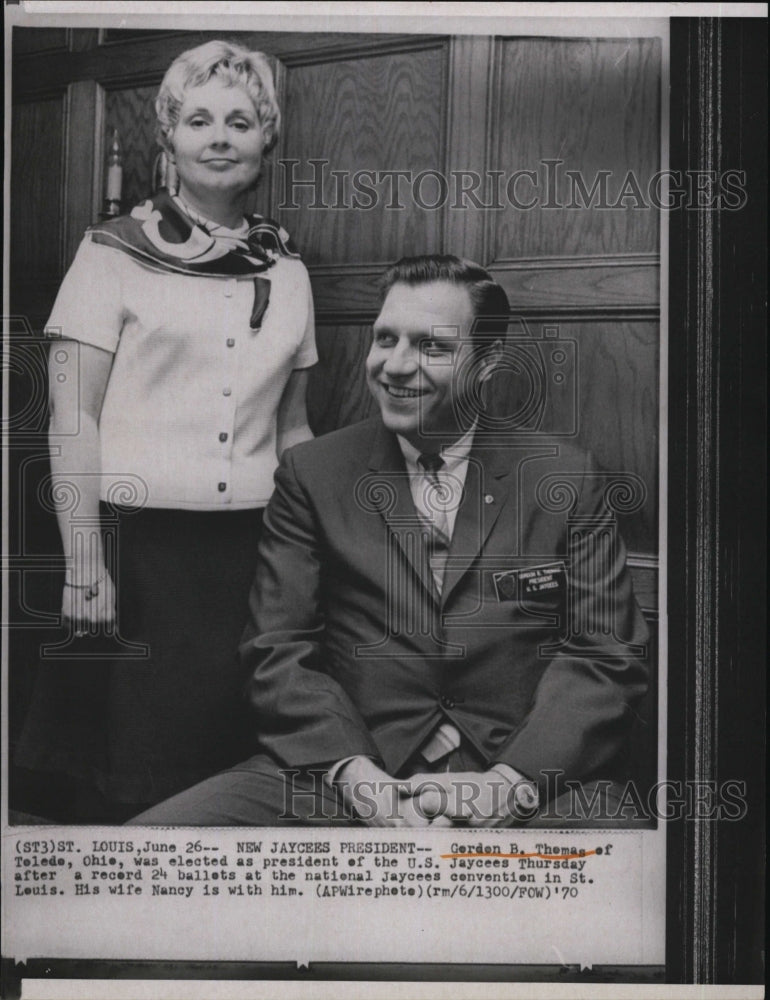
top-left (381, 255), bottom-right (510, 352)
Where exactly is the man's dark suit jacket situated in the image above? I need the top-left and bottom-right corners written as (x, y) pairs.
top-left (241, 417), bottom-right (649, 795)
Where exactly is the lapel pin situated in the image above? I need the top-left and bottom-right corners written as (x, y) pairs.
top-left (484, 494), bottom-right (495, 504)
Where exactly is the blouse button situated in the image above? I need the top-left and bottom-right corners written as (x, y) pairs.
top-left (226, 338), bottom-right (235, 348)
top-left (219, 432), bottom-right (228, 442)
top-left (222, 387), bottom-right (232, 397)
top-left (218, 482), bottom-right (227, 492)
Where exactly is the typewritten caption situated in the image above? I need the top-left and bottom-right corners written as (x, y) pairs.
top-left (5, 829), bottom-right (664, 965)
top-left (12, 835), bottom-right (614, 901)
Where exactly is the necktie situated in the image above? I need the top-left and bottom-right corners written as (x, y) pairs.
top-left (416, 452), bottom-right (463, 765)
top-left (417, 453), bottom-right (450, 594)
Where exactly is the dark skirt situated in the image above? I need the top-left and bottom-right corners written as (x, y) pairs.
top-left (14, 504), bottom-right (264, 813)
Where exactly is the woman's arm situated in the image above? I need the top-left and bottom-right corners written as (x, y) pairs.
top-left (275, 367), bottom-right (313, 457)
top-left (275, 270), bottom-right (316, 457)
top-left (49, 339), bottom-right (116, 628)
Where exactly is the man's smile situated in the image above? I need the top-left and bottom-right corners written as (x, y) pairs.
top-left (381, 383), bottom-right (427, 399)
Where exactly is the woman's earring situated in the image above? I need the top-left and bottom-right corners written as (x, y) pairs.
top-left (167, 157), bottom-right (178, 195)
top-left (153, 150), bottom-right (178, 194)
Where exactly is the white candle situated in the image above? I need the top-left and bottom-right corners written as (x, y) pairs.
top-left (106, 162), bottom-right (123, 202)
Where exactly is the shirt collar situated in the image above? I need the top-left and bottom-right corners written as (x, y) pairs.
top-left (397, 422), bottom-right (477, 472)
top-left (172, 194), bottom-right (249, 239)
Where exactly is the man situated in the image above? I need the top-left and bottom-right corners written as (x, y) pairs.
top-left (133, 255), bottom-right (649, 828)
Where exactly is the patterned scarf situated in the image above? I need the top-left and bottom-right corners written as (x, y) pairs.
top-left (88, 189), bottom-right (300, 330)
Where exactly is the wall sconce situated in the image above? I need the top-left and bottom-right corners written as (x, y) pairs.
top-left (104, 128), bottom-right (123, 216)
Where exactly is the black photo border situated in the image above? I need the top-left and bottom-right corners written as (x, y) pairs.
top-left (665, 14), bottom-right (766, 988)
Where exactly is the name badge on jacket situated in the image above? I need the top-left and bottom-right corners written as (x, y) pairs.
top-left (493, 561), bottom-right (567, 603)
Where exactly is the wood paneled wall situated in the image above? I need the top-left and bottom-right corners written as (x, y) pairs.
top-left (281, 45), bottom-right (446, 264)
top-left (274, 34), bottom-right (661, 585)
top-left (492, 38), bottom-right (660, 259)
top-left (11, 97), bottom-right (66, 282)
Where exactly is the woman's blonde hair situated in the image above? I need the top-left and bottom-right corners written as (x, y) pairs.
top-left (155, 40), bottom-right (280, 154)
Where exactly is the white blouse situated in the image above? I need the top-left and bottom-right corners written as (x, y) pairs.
top-left (47, 234), bottom-right (317, 510)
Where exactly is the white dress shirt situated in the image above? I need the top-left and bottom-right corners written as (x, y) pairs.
top-left (397, 425), bottom-right (475, 542)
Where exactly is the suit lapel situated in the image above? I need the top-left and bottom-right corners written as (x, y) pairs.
top-left (440, 442), bottom-right (514, 606)
top-left (367, 422), bottom-right (437, 600)
top-left (365, 425), bottom-right (516, 605)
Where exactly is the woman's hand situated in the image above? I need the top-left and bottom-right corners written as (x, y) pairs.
top-left (62, 570), bottom-right (117, 635)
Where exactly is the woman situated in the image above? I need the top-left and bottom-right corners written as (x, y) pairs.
top-left (15, 40), bottom-right (316, 821)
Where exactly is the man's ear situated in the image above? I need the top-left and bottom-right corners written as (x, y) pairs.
top-left (477, 339), bottom-right (503, 384)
